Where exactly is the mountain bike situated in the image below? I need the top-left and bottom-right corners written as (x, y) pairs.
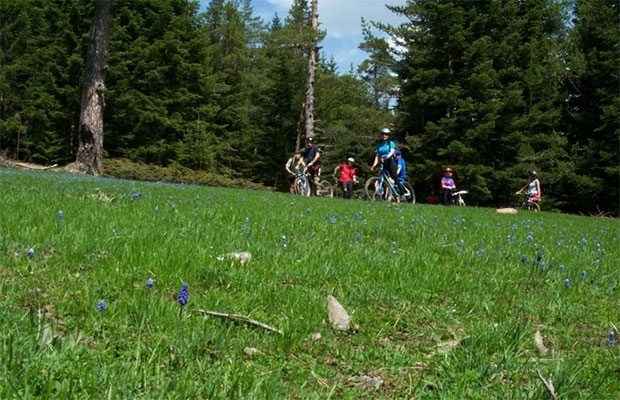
top-left (316, 179), bottom-right (333, 198)
top-left (450, 190), bottom-right (468, 206)
top-left (364, 165), bottom-right (415, 203)
top-left (292, 171), bottom-right (311, 196)
top-left (513, 193), bottom-right (540, 211)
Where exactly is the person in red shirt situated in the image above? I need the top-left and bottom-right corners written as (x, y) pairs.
top-left (333, 157), bottom-right (358, 199)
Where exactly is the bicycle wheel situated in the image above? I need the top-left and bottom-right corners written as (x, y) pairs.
top-left (526, 201), bottom-right (540, 211)
top-left (401, 181), bottom-right (416, 204)
top-left (365, 177), bottom-right (391, 202)
top-left (294, 177), bottom-right (310, 196)
top-left (317, 180), bottom-right (333, 198)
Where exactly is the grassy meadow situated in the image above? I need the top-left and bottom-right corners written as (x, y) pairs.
top-left (0, 169), bottom-right (618, 399)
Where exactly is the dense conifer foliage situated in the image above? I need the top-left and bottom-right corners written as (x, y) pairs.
top-left (0, 0), bottom-right (616, 214)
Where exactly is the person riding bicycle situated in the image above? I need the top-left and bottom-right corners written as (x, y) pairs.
top-left (516, 170), bottom-right (541, 204)
top-left (333, 157), bottom-right (358, 199)
top-left (284, 153), bottom-right (306, 193)
top-left (441, 167), bottom-right (457, 205)
top-left (395, 150), bottom-right (407, 182)
top-left (302, 137), bottom-right (321, 196)
top-left (370, 128), bottom-right (407, 203)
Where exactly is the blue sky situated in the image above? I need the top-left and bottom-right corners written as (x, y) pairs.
top-left (199, 0), bottom-right (406, 74)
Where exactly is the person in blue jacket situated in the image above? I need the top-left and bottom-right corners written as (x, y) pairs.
top-left (395, 150), bottom-right (406, 183)
top-left (370, 128), bottom-right (407, 202)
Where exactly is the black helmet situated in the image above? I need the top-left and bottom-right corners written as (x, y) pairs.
top-left (530, 171), bottom-right (538, 178)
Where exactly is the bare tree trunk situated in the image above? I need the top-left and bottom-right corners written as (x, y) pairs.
top-left (303, 0), bottom-right (318, 140)
top-left (74, 0), bottom-right (113, 175)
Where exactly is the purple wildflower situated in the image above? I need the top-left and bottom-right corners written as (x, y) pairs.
top-left (97, 299), bottom-right (107, 312)
top-left (146, 278), bottom-right (154, 289)
top-left (610, 331), bottom-right (616, 345)
top-left (177, 283), bottom-right (189, 306)
top-left (27, 248), bottom-right (35, 259)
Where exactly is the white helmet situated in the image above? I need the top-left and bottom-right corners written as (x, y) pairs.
top-left (347, 157), bottom-right (355, 163)
top-left (380, 127), bottom-right (391, 134)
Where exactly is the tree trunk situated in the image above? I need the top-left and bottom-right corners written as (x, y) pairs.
top-left (75, 0), bottom-right (113, 175)
top-left (303, 0), bottom-right (318, 140)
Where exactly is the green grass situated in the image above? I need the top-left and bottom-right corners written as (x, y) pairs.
top-left (0, 168), bottom-right (618, 399)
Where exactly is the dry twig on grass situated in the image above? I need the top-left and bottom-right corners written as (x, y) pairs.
top-left (536, 369), bottom-right (558, 400)
top-left (197, 309), bottom-right (283, 335)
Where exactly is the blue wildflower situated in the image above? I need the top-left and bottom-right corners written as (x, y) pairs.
top-left (177, 283), bottom-right (189, 307)
top-left (520, 255), bottom-right (527, 263)
top-left (609, 331), bottom-right (616, 345)
top-left (27, 248), bottom-right (35, 259)
top-left (355, 232), bottom-right (361, 242)
top-left (146, 278), bottom-right (154, 289)
top-left (97, 299), bottom-right (107, 312)
top-left (536, 250), bottom-right (543, 261)
top-left (564, 278), bottom-right (570, 288)
top-left (242, 225), bottom-right (251, 238)
top-left (58, 210), bottom-right (64, 219)
top-left (580, 270), bottom-right (586, 280)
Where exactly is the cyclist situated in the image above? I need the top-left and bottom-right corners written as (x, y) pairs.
top-left (395, 150), bottom-right (408, 202)
top-left (516, 170), bottom-right (541, 204)
top-left (284, 153), bottom-right (306, 193)
top-left (302, 137), bottom-right (321, 196)
top-left (440, 167), bottom-right (457, 205)
top-left (370, 127), bottom-right (407, 203)
top-left (333, 157), bottom-right (358, 199)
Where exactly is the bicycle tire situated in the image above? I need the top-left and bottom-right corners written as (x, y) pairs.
top-left (317, 180), bottom-right (333, 198)
top-left (365, 177), bottom-right (391, 202)
top-left (401, 181), bottom-right (416, 204)
top-left (527, 201), bottom-right (540, 211)
top-left (294, 177), bottom-right (310, 196)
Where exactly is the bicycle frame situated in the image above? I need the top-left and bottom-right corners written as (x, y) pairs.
top-left (293, 171), bottom-right (310, 196)
top-left (377, 166), bottom-right (401, 199)
top-left (513, 193), bottom-right (540, 211)
top-left (451, 190), bottom-right (468, 206)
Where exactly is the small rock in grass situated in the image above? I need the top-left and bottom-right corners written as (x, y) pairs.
top-left (327, 295), bottom-right (350, 331)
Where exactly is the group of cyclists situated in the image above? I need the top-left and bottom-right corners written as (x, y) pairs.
top-left (285, 127), bottom-right (542, 207)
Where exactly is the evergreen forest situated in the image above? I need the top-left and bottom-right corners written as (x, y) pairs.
top-left (0, 0), bottom-right (618, 215)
